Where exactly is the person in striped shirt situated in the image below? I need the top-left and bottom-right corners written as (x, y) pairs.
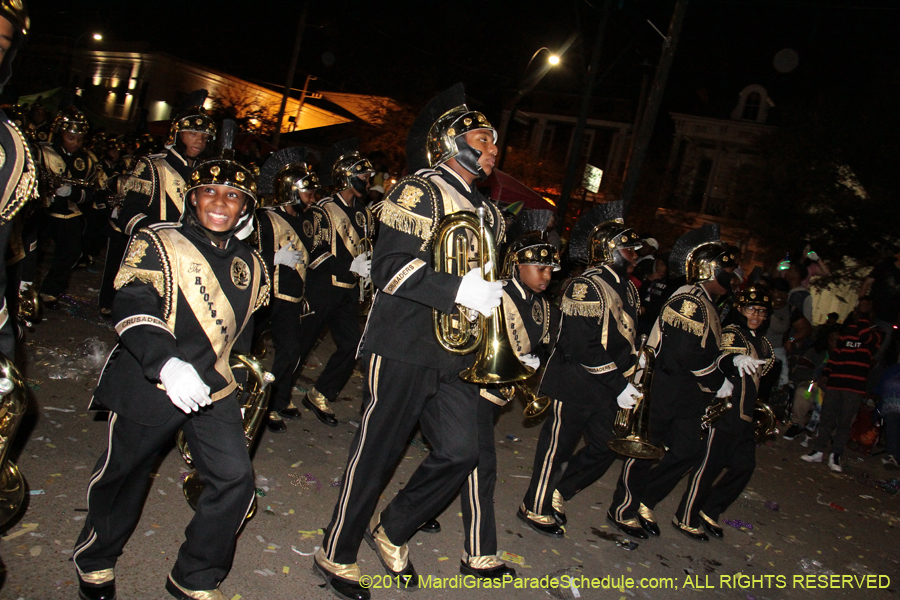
top-left (802, 297), bottom-right (884, 472)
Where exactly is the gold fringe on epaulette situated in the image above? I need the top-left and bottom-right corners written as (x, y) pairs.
top-left (377, 199), bottom-right (434, 243)
top-left (122, 176), bottom-right (153, 196)
top-left (661, 305), bottom-right (705, 336)
top-left (113, 266), bottom-right (165, 298)
top-left (560, 296), bottom-right (604, 317)
top-left (721, 346), bottom-right (750, 355)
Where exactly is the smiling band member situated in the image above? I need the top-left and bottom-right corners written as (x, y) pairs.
top-left (313, 83), bottom-right (505, 600)
top-left (519, 202), bottom-right (643, 538)
top-left (73, 134), bottom-right (270, 600)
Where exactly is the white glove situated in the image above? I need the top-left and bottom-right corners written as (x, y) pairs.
top-left (350, 253), bottom-right (371, 278)
top-left (716, 379), bottom-right (734, 398)
top-left (274, 242), bottom-right (302, 268)
top-left (455, 260), bottom-right (503, 318)
top-left (617, 383), bottom-right (640, 409)
top-left (733, 355), bottom-right (766, 377)
top-left (56, 184), bottom-right (72, 197)
top-left (159, 358), bottom-right (211, 414)
top-left (519, 354), bottom-right (540, 370)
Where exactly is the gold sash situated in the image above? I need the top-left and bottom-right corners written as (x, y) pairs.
top-left (322, 200), bottom-right (361, 259)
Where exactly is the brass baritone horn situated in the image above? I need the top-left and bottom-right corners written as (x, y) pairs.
top-left (432, 207), bottom-right (534, 385)
top-left (607, 335), bottom-right (664, 460)
top-left (754, 401), bottom-right (778, 441)
top-left (0, 353), bottom-right (27, 528)
top-left (177, 352), bottom-right (275, 518)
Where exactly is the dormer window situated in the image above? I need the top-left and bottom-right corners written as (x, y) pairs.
top-left (742, 92), bottom-right (761, 121)
top-left (731, 85), bottom-right (771, 123)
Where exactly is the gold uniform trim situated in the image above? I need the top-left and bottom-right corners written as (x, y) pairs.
top-left (376, 198), bottom-right (435, 245)
top-left (166, 574), bottom-right (226, 600)
top-left (560, 296), bottom-right (604, 317)
top-left (661, 304), bottom-right (706, 337)
top-left (331, 276), bottom-right (356, 289)
top-left (113, 267), bottom-right (166, 298)
top-left (690, 362), bottom-right (718, 377)
top-left (480, 387), bottom-right (507, 406)
top-left (368, 513), bottom-right (409, 573)
top-left (79, 568), bottom-right (115, 585)
top-left (464, 554), bottom-right (505, 570)
top-left (309, 252), bottom-right (331, 269)
top-left (314, 547), bottom-right (361, 582)
top-left (583, 362), bottom-right (617, 375)
top-left (321, 199), bottom-right (363, 259)
top-left (384, 258), bottom-right (425, 295)
top-left (122, 175), bottom-right (153, 196)
top-left (0, 121), bottom-right (39, 223)
top-left (125, 213), bottom-right (146, 235)
top-left (115, 314), bottom-right (172, 337)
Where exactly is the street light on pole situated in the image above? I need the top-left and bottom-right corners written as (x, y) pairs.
top-left (496, 45), bottom-right (563, 171)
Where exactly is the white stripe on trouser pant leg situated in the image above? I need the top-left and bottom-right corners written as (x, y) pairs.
top-left (682, 428), bottom-right (716, 524)
top-left (532, 400), bottom-right (563, 514)
top-left (466, 468), bottom-right (481, 557)
top-left (326, 354), bottom-right (381, 560)
top-left (73, 412), bottom-right (118, 574)
top-left (615, 457), bottom-right (637, 522)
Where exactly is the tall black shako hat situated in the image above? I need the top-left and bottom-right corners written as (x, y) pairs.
top-left (321, 137), bottom-right (373, 194)
top-left (669, 223), bottom-right (735, 286)
top-left (568, 201), bottom-right (641, 266)
top-left (258, 146), bottom-right (319, 206)
top-left (406, 83), bottom-right (496, 175)
top-left (502, 209), bottom-right (561, 277)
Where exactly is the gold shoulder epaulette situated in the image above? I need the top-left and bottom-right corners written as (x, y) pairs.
top-left (560, 277), bottom-right (605, 317)
top-left (113, 229), bottom-right (171, 312)
top-left (720, 325), bottom-right (749, 355)
top-left (375, 175), bottom-right (440, 249)
top-left (122, 174), bottom-right (153, 196)
top-left (661, 295), bottom-right (707, 337)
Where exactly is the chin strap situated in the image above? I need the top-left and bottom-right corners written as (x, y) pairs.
top-left (454, 137), bottom-right (489, 181)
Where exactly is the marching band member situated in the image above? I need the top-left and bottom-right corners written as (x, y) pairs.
top-left (254, 147), bottom-right (320, 432)
top-left (36, 107), bottom-right (95, 308)
top-left (608, 224), bottom-right (764, 540)
top-left (292, 138), bottom-right (373, 426)
top-left (313, 83), bottom-right (504, 600)
top-left (675, 284), bottom-right (774, 540)
top-left (519, 202), bottom-right (642, 538)
top-left (0, 0), bottom-right (38, 355)
top-left (73, 143), bottom-right (269, 600)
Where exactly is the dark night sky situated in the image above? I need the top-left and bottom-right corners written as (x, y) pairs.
top-left (24, 0), bottom-right (900, 119)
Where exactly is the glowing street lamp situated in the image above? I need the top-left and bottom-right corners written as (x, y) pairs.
top-left (92, 33), bottom-right (103, 41)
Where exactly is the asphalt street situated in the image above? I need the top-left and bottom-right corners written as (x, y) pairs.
top-left (0, 266), bottom-right (898, 600)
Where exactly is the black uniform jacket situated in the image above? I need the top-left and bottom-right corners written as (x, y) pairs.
top-left (256, 206), bottom-right (317, 302)
top-left (717, 323), bottom-right (774, 429)
top-left (93, 222), bottom-right (270, 426)
top-left (481, 276), bottom-right (557, 405)
top-left (648, 283), bottom-right (727, 417)
top-left (541, 265), bottom-right (639, 406)
top-left (0, 113), bottom-right (39, 224)
top-left (117, 149), bottom-right (193, 235)
top-left (360, 165), bottom-right (505, 370)
top-left (307, 194), bottom-right (374, 290)
top-left (37, 142), bottom-right (96, 218)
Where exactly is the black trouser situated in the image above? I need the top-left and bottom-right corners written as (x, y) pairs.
top-left (675, 420), bottom-right (755, 525)
top-left (814, 388), bottom-right (864, 455)
top-left (523, 397), bottom-right (618, 517)
top-left (322, 353), bottom-right (479, 566)
top-left (0, 220), bottom-right (16, 357)
top-left (610, 412), bottom-right (705, 521)
top-left (40, 214), bottom-right (84, 297)
top-left (73, 397), bottom-right (255, 591)
top-left (81, 205), bottom-right (110, 261)
top-left (460, 400), bottom-right (501, 558)
top-left (268, 298), bottom-right (308, 413)
top-left (98, 229), bottom-right (128, 310)
top-left (293, 283), bottom-right (360, 400)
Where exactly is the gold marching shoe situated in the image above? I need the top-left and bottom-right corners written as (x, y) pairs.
top-left (671, 516), bottom-right (710, 542)
top-left (517, 504), bottom-right (564, 538)
top-left (637, 503), bottom-right (660, 536)
top-left (77, 567), bottom-right (116, 600)
top-left (364, 513), bottom-right (418, 590)
top-left (304, 386), bottom-right (338, 427)
top-left (699, 511), bottom-right (724, 539)
top-left (551, 489), bottom-right (566, 525)
top-left (460, 552), bottom-right (517, 580)
top-left (312, 548), bottom-right (370, 600)
top-left (165, 574), bottom-right (227, 600)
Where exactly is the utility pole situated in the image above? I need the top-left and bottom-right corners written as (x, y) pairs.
top-left (557, 0), bottom-right (613, 229)
top-left (621, 0), bottom-right (689, 216)
top-left (272, 3), bottom-right (308, 148)
top-left (291, 74), bottom-right (317, 132)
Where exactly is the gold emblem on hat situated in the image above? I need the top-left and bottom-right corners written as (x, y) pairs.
top-left (235, 171), bottom-right (245, 182)
top-left (463, 118), bottom-right (472, 126)
top-left (192, 171), bottom-right (200, 180)
top-left (210, 166), bottom-right (220, 176)
top-left (195, 118), bottom-right (203, 126)
top-left (524, 250), bottom-right (533, 259)
top-left (447, 127), bottom-right (456, 137)
top-left (541, 249), bottom-right (548, 257)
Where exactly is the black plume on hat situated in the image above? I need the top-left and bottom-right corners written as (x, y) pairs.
top-left (518, 209), bottom-right (555, 234)
top-left (669, 223), bottom-right (720, 277)
top-left (406, 83), bottom-right (466, 173)
top-left (568, 201), bottom-right (625, 264)
top-left (177, 90), bottom-right (209, 114)
top-left (218, 118), bottom-right (236, 158)
top-left (258, 147), bottom-right (314, 195)
top-left (321, 138), bottom-right (359, 187)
